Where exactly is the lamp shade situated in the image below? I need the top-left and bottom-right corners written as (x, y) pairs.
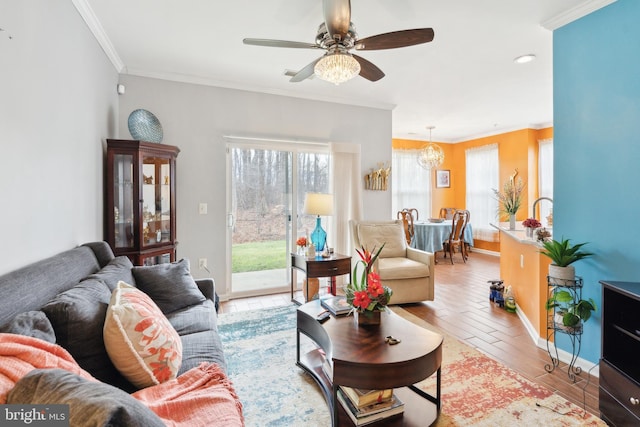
top-left (303, 193), bottom-right (334, 216)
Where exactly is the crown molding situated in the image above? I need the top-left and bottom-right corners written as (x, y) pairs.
top-left (541, 0), bottom-right (617, 30)
top-left (122, 67), bottom-right (396, 111)
top-left (72, 0), bottom-right (124, 72)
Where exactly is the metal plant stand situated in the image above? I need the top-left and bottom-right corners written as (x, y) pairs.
top-left (545, 276), bottom-right (584, 382)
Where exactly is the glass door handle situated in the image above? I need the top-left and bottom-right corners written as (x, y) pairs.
top-left (227, 213), bottom-right (235, 228)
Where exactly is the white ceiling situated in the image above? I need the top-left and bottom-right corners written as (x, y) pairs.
top-left (80, 0), bottom-right (613, 142)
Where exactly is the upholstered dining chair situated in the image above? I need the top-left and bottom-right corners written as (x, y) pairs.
top-left (396, 208), bottom-right (419, 245)
top-left (439, 207), bottom-right (456, 220)
top-left (442, 210), bottom-right (469, 264)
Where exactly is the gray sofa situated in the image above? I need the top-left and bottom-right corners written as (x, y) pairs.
top-left (0, 241), bottom-right (226, 393)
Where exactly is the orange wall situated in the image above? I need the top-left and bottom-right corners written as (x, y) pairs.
top-left (392, 127), bottom-right (553, 253)
top-left (499, 232), bottom-right (552, 337)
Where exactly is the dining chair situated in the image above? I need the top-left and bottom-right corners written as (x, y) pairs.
top-left (442, 210), bottom-right (469, 264)
top-left (439, 207), bottom-right (456, 220)
top-left (396, 208), bottom-right (418, 245)
top-left (457, 209), bottom-right (471, 260)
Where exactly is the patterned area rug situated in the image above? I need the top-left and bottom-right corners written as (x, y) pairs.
top-left (218, 304), bottom-right (328, 426)
top-left (391, 307), bottom-right (606, 427)
top-left (217, 304), bottom-right (606, 426)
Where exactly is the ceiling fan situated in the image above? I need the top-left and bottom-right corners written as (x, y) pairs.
top-left (243, 0), bottom-right (434, 84)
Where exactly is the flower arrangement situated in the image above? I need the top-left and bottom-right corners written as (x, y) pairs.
top-left (493, 177), bottom-right (525, 218)
top-left (296, 236), bottom-right (307, 248)
top-left (522, 217), bottom-right (542, 228)
top-left (536, 228), bottom-right (552, 243)
top-left (345, 244), bottom-right (393, 313)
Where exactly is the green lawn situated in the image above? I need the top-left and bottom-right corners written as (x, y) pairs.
top-left (232, 240), bottom-right (287, 273)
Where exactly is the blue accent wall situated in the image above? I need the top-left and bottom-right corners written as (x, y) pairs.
top-left (554, 0), bottom-right (640, 363)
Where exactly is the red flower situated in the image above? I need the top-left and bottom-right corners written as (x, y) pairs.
top-left (347, 244), bottom-right (393, 313)
top-left (352, 290), bottom-right (372, 310)
top-left (522, 217), bottom-right (542, 228)
top-left (356, 247), bottom-right (373, 265)
top-left (367, 272), bottom-right (383, 297)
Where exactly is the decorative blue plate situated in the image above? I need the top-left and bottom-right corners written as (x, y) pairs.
top-left (128, 109), bottom-right (163, 143)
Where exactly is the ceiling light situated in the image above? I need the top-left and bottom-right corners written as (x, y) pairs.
top-left (514, 54), bottom-right (536, 64)
top-left (314, 51), bottom-right (361, 85)
top-left (418, 126), bottom-right (444, 170)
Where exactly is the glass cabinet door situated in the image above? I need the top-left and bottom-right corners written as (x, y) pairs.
top-left (141, 155), bottom-right (171, 248)
top-left (106, 139), bottom-right (179, 266)
top-left (113, 153), bottom-right (135, 249)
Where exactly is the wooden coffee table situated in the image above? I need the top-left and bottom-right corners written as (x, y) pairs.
top-left (296, 300), bottom-right (443, 426)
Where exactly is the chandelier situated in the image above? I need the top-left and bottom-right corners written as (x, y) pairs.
top-left (418, 126), bottom-right (444, 169)
top-left (314, 51), bottom-right (361, 85)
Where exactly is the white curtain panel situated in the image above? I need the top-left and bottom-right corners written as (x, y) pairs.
top-left (538, 139), bottom-right (554, 227)
top-left (466, 144), bottom-right (499, 242)
top-left (391, 149), bottom-right (431, 219)
top-left (330, 142), bottom-right (362, 256)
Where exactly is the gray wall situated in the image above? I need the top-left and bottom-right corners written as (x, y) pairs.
top-left (0, 1), bottom-right (392, 296)
top-left (0, 0), bottom-right (119, 274)
top-left (117, 75), bottom-right (392, 297)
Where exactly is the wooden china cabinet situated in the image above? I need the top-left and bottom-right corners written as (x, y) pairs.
top-left (105, 139), bottom-right (180, 266)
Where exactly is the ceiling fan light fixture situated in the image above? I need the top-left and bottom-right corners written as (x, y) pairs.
top-left (314, 52), bottom-right (360, 85)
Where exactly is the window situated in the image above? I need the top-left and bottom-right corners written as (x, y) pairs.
top-left (392, 150), bottom-right (431, 218)
top-left (538, 139), bottom-right (553, 227)
top-left (465, 144), bottom-right (499, 241)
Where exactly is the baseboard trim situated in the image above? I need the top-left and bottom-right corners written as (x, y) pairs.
top-left (516, 303), bottom-right (600, 378)
top-left (470, 248), bottom-right (499, 257)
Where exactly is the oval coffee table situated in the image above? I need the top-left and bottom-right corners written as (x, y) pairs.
top-left (296, 300), bottom-right (443, 426)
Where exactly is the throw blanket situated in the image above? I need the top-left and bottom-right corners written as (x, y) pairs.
top-left (0, 333), bottom-right (93, 403)
top-left (134, 363), bottom-right (244, 427)
top-left (0, 334), bottom-right (244, 426)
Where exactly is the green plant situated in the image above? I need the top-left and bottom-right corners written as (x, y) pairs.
top-left (540, 238), bottom-right (593, 267)
top-left (545, 290), bottom-right (597, 327)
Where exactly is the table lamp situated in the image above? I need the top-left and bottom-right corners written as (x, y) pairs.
top-left (303, 192), bottom-right (333, 252)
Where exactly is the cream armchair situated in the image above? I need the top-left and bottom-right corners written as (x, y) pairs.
top-left (349, 220), bottom-right (435, 304)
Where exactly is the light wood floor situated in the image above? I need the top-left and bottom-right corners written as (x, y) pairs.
top-left (219, 251), bottom-right (601, 418)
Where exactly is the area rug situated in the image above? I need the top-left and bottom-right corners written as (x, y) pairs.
top-left (217, 304), bottom-right (606, 426)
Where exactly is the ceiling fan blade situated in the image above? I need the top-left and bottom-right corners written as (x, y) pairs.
top-left (352, 54), bottom-right (385, 82)
top-left (243, 38), bottom-right (320, 49)
top-left (290, 58), bottom-right (322, 82)
top-left (355, 28), bottom-right (434, 50)
top-left (323, 0), bottom-right (351, 39)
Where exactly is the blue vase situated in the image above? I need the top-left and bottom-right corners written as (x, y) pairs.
top-left (310, 216), bottom-right (327, 252)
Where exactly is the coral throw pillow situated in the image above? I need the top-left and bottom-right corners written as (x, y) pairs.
top-left (104, 281), bottom-right (182, 389)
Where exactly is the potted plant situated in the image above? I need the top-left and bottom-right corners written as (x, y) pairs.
top-left (522, 217), bottom-right (541, 238)
top-left (545, 289), bottom-right (596, 332)
top-left (540, 238), bottom-right (593, 282)
top-left (493, 176), bottom-right (525, 230)
top-left (345, 244), bottom-right (393, 326)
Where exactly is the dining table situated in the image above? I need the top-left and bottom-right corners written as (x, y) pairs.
top-left (410, 219), bottom-right (474, 254)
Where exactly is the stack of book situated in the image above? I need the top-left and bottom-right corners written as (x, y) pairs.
top-left (321, 295), bottom-right (352, 316)
top-left (337, 386), bottom-right (404, 425)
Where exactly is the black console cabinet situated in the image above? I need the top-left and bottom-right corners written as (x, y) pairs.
top-left (599, 281), bottom-right (640, 426)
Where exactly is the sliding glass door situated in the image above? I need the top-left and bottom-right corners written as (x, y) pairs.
top-left (226, 141), bottom-right (329, 299)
